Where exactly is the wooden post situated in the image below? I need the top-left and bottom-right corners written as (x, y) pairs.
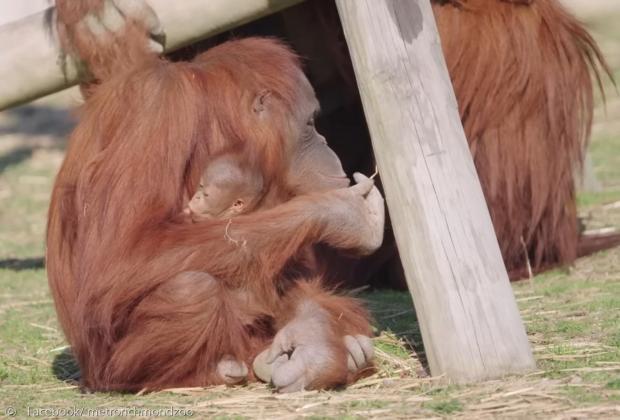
top-left (336, 0), bottom-right (535, 382)
top-left (0, 0), bottom-right (303, 110)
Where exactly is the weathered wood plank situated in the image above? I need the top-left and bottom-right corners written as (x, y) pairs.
top-left (0, 0), bottom-right (304, 110)
top-left (336, 0), bottom-right (535, 382)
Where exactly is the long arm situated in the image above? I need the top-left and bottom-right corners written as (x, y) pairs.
top-left (161, 200), bottom-right (326, 283)
top-left (155, 175), bottom-right (383, 285)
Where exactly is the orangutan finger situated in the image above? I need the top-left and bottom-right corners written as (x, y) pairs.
top-left (253, 348), bottom-right (274, 383)
top-left (113, 0), bottom-right (163, 35)
top-left (271, 350), bottom-right (307, 391)
top-left (100, 0), bottom-right (125, 32)
top-left (350, 173), bottom-right (374, 197)
top-left (267, 332), bottom-right (293, 364)
top-left (344, 335), bottom-right (366, 371)
top-left (82, 14), bottom-right (108, 38)
top-left (354, 334), bottom-right (375, 363)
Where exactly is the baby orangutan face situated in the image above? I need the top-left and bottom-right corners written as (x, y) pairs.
top-left (188, 183), bottom-right (249, 219)
top-left (186, 155), bottom-right (264, 219)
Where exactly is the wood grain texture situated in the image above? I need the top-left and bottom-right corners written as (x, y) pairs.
top-left (336, 0), bottom-right (535, 382)
top-left (0, 0), bottom-right (303, 110)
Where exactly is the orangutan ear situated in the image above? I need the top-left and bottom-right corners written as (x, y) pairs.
top-left (252, 90), bottom-right (272, 115)
top-left (231, 198), bottom-right (245, 212)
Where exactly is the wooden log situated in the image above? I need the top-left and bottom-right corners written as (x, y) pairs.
top-left (0, 0), bottom-right (303, 110)
top-left (336, 0), bottom-right (535, 382)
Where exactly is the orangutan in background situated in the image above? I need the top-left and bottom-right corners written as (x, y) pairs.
top-left (431, 0), bottom-right (611, 275)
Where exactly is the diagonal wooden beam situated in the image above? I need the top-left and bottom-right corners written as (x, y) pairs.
top-left (336, 0), bottom-right (535, 382)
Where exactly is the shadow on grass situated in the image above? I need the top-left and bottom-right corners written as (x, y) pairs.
top-left (0, 102), bottom-right (73, 173)
top-left (0, 147), bottom-right (33, 176)
top-left (0, 257), bottom-right (44, 270)
top-left (362, 289), bottom-right (430, 376)
top-left (52, 347), bottom-right (81, 383)
top-left (0, 104), bottom-right (75, 138)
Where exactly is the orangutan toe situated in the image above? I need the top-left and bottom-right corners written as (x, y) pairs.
top-left (217, 355), bottom-right (248, 385)
top-left (252, 348), bottom-right (273, 383)
top-left (344, 334), bottom-right (374, 373)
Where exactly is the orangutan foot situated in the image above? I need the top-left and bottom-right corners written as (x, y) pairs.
top-left (253, 333), bottom-right (375, 387)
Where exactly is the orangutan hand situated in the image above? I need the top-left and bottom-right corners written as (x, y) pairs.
top-left (78, 0), bottom-right (164, 52)
top-left (316, 172), bottom-right (385, 256)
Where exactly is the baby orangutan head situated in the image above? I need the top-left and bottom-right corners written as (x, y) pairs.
top-left (186, 154), bottom-right (265, 219)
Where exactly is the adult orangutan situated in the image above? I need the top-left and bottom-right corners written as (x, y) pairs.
top-left (48, 1), bottom-right (383, 392)
top-left (432, 0), bottom-right (609, 275)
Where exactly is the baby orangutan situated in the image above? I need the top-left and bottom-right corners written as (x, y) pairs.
top-left (185, 154), bottom-right (264, 219)
top-left (183, 154), bottom-right (265, 384)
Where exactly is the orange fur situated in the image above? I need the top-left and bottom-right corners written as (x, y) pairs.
top-left (432, 0), bottom-right (610, 273)
top-left (279, 280), bottom-right (375, 385)
top-left (48, 13), bottom-right (372, 390)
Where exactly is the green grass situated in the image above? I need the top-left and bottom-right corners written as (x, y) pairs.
top-left (424, 398), bottom-right (463, 415)
top-left (578, 189), bottom-right (620, 207)
top-left (589, 135), bottom-right (620, 189)
top-left (607, 378), bottom-right (620, 390)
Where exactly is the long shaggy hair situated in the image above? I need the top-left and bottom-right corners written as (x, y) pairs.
top-left (432, 0), bottom-right (610, 273)
top-left (51, 1), bottom-right (374, 391)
